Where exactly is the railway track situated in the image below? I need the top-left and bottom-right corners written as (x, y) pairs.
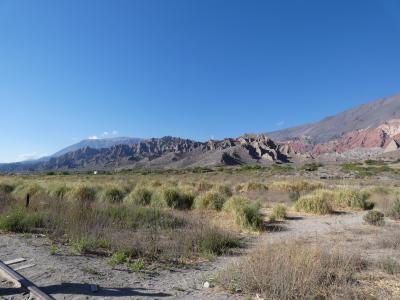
top-left (0, 257), bottom-right (53, 300)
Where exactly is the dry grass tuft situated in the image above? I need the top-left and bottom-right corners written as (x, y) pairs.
top-left (217, 240), bottom-right (365, 299)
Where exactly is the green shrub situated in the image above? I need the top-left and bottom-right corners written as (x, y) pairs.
top-left (223, 197), bottom-right (263, 230)
top-left (107, 251), bottom-right (128, 267)
top-left (101, 187), bottom-right (126, 204)
top-left (128, 259), bottom-right (145, 272)
top-left (295, 190), bottom-right (333, 214)
top-left (0, 183), bottom-right (15, 194)
top-left (363, 210), bottom-right (385, 226)
top-left (199, 227), bottom-right (241, 255)
top-left (195, 191), bottom-right (226, 211)
top-left (269, 203), bottom-right (287, 221)
top-left (156, 188), bottom-right (194, 210)
top-left (125, 187), bottom-right (153, 206)
top-left (70, 186), bottom-right (97, 203)
top-left (72, 238), bottom-right (111, 254)
top-left (0, 206), bottom-right (45, 233)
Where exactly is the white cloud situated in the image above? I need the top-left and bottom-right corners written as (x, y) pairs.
top-left (111, 130), bottom-right (118, 135)
top-left (88, 135), bottom-right (99, 140)
top-left (276, 120), bottom-right (285, 127)
top-left (103, 131), bottom-right (109, 136)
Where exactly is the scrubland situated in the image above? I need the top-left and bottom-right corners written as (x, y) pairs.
top-left (2, 160), bottom-right (400, 298)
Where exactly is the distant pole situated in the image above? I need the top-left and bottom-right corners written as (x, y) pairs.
top-left (25, 193), bottom-right (30, 208)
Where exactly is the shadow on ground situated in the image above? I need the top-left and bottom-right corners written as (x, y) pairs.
top-left (0, 283), bottom-right (172, 298)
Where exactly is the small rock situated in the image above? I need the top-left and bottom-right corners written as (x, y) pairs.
top-left (203, 281), bottom-right (213, 288)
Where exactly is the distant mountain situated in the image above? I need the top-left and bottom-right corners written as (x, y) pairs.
top-left (0, 135), bottom-right (289, 172)
top-left (269, 94), bottom-right (400, 144)
top-left (51, 137), bottom-right (143, 157)
top-left (268, 94), bottom-right (400, 159)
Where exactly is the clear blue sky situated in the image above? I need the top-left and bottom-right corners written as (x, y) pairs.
top-left (1, 0), bottom-right (400, 162)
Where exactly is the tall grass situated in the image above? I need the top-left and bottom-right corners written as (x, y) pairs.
top-left (194, 191), bottom-right (226, 211)
top-left (223, 196), bottom-right (263, 230)
top-left (295, 190), bottom-right (333, 214)
top-left (217, 240), bottom-right (365, 299)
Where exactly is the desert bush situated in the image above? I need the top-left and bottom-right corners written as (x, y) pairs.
top-left (99, 205), bottom-right (185, 229)
top-left (363, 210), bottom-right (385, 226)
top-left (236, 182), bottom-right (267, 193)
top-left (101, 187), bottom-right (126, 204)
top-left (333, 189), bottom-right (372, 210)
top-left (0, 183), bottom-right (15, 194)
top-left (72, 238), bottom-right (111, 254)
top-left (69, 185), bottom-right (97, 203)
top-left (198, 226), bottom-right (241, 255)
top-left (387, 199), bottom-right (400, 220)
top-left (223, 196), bottom-right (263, 230)
top-left (269, 203), bottom-right (287, 221)
top-left (294, 190), bottom-right (333, 214)
top-left (0, 206), bottom-right (45, 233)
top-left (155, 187), bottom-right (194, 210)
top-left (217, 241), bottom-right (365, 299)
top-left (194, 191), bottom-right (226, 211)
top-left (270, 180), bottom-right (324, 193)
top-left (124, 187), bottom-right (153, 206)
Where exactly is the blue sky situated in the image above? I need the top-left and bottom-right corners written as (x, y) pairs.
top-left (1, 0), bottom-right (400, 162)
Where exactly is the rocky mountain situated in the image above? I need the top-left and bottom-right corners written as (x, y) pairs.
top-left (51, 137), bottom-right (143, 157)
top-left (0, 135), bottom-right (289, 172)
top-left (269, 94), bottom-right (400, 159)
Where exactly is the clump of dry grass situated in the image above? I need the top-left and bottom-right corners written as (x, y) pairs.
top-left (269, 203), bottom-right (287, 221)
top-left (124, 187), bottom-right (153, 206)
top-left (194, 191), bottom-right (227, 211)
top-left (13, 182), bottom-right (45, 198)
top-left (363, 210), bottom-right (385, 226)
top-left (333, 188), bottom-right (372, 210)
top-left (294, 190), bottom-right (333, 214)
top-left (236, 182), bottom-right (267, 193)
top-left (101, 186), bottom-right (127, 204)
top-left (153, 187), bottom-right (194, 210)
top-left (68, 185), bottom-right (97, 203)
top-left (217, 240), bottom-right (365, 299)
top-left (270, 180), bottom-right (324, 193)
top-left (223, 196), bottom-right (263, 230)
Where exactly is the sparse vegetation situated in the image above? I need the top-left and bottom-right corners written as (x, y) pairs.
top-left (217, 240), bottom-right (365, 299)
top-left (223, 196), bottom-right (263, 230)
top-left (194, 191), bottom-right (226, 211)
top-left (363, 210), bottom-right (385, 226)
top-left (124, 187), bottom-right (153, 206)
top-left (269, 203), bottom-right (287, 221)
top-left (294, 190), bottom-right (333, 214)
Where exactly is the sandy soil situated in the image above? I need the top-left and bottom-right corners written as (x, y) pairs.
top-left (0, 211), bottom-right (380, 300)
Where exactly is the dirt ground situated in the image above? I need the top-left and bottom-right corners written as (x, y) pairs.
top-left (3, 209), bottom-right (398, 299)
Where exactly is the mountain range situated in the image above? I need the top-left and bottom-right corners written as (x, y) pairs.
top-left (1, 93), bottom-right (400, 172)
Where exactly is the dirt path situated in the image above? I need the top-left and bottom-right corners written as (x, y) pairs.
top-left (0, 212), bottom-right (364, 300)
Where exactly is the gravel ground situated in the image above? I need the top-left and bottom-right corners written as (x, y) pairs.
top-left (0, 212), bottom-right (366, 300)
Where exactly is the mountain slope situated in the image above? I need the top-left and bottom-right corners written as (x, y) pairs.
top-left (0, 135), bottom-right (289, 172)
top-left (269, 94), bottom-right (400, 144)
top-left (51, 137), bottom-right (143, 157)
